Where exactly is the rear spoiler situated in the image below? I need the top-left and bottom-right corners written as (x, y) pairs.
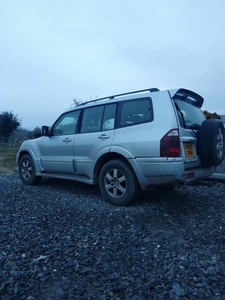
top-left (168, 88), bottom-right (204, 108)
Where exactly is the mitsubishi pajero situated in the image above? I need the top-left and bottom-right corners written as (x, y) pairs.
top-left (16, 88), bottom-right (225, 205)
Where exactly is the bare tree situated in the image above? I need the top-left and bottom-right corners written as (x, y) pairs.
top-left (70, 98), bottom-right (83, 108)
top-left (70, 95), bottom-right (99, 109)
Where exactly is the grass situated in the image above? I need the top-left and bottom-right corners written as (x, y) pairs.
top-left (0, 144), bottom-right (20, 174)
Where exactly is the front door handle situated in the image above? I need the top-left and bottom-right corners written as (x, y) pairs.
top-left (98, 134), bottom-right (110, 141)
top-left (63, 138), bottom-right (72, 143)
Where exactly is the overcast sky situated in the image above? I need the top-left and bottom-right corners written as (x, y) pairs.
top-left (1, 1), bottom-right (225, 130)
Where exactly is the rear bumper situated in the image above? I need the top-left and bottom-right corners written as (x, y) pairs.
top-left (183, 166), bottom-right (215, 184)
top-left (129, 157), bottom-right (214, 190)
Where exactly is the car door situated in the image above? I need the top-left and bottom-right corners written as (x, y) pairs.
top-left (74, 104), bottom-right (116, 178)
top-left (41, 110), bottom-right (80, 173)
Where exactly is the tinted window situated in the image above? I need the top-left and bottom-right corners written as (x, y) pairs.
top-left (81, 104), bottom-right (117, 133)
top-left (81, 106), bottom-right (104, 133)
top-left (102, 104), bottom-right (116, 131)
top-left (174, 99), bottom-right (205, 129)
top-left (119, 98), bottom-right (153, 127)
top-left (53, 110), bottom-right (80, 135)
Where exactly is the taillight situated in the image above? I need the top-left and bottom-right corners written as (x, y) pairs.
top-left (160, 129), bottom-right (180, 157)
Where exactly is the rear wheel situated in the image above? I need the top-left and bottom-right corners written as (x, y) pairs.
top-left (19, 154), bottom-right (42, 185)
top-left (198, 120), bottom-right (225, 166)
top-left (99, 159), bottom-right (140, 206)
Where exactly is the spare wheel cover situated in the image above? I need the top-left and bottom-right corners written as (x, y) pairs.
top-left (197, 119), bottom-right (225, 166)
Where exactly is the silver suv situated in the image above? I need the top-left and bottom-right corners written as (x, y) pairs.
top-left (17, 88), bottom-right (225, 205)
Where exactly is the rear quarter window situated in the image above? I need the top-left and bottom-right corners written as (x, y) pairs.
top-left (119, 97), bottom-right (153, 127)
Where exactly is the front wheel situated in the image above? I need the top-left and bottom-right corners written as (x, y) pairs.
top-left (19, 154), bottom-right (42, 185)
top-left (99, 159), bottom-right (140, 206)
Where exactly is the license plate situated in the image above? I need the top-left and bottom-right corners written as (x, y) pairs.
top-left (184, 143), bottom-right (195, 158)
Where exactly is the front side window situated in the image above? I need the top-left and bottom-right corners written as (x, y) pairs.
top-left (119, 98), bottom-right (153, 127)
top-left (53, 110), bottom-right (80, 135)
top-left (174, 99), bottom-right (205, 129)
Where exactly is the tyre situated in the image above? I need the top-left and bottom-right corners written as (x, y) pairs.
top-left (99, 159), bottom-right (140, 206)
top-left (197, 120), bottom-right (225, 166)
top-left (19, 154), bottom-right (42, 185)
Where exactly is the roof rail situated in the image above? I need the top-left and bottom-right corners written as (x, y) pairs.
top-left (77, 87), bottom-right (159, 106)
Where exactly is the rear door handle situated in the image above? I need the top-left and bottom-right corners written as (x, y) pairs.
top-left (98, 134), bottom-right (110, 140)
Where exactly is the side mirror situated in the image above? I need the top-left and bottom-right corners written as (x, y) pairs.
top-left (42, 126), bottom-right (50, 136)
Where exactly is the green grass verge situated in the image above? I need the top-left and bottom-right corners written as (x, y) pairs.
top-left (0, 144), bottom-right (20, 172)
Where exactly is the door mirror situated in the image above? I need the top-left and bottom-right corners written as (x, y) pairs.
top-left (42, 125), bottom-right (50, 136)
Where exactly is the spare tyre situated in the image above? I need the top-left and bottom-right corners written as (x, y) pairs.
top-left (197, 119), bottom-right (225, 166)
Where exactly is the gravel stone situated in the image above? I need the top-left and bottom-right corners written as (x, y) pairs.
top-left (0, 164), bottom-right (225, 299)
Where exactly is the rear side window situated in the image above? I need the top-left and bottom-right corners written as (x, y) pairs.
top-left (119, 97), bottom-right (153, 127)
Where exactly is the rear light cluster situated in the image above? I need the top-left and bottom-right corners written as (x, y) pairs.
top-left (160, 129), bottom-right (180, 157)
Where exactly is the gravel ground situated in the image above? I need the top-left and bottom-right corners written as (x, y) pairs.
top-left (0, 164), bottom-right (225, 300)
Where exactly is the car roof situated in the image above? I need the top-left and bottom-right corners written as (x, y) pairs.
top-left (75, 87), bottom-right (159, 108)
top-left (68, 87), bottom-right (204, 110)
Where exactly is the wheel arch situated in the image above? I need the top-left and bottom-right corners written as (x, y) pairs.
top-left (98, 157), bottom-right (141, 205)
top-left (93, 152), bottom-right (136, 185)
top-left (17, 150), bottom-right (30, 164)
top-left (18, 152), bottom-right (42, 185)
top-left (17, 149), bottom-right (43, 173)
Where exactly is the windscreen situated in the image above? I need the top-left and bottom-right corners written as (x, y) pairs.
top-left (174, 99), bottom-right (205, 129)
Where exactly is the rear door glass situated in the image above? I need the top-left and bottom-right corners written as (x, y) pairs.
top-left (80, 106), bottom-right (104, 133)
top-left (80, 104), bottom-right (117, 133)
top-left (102, 104), bottom-right (116, 131)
